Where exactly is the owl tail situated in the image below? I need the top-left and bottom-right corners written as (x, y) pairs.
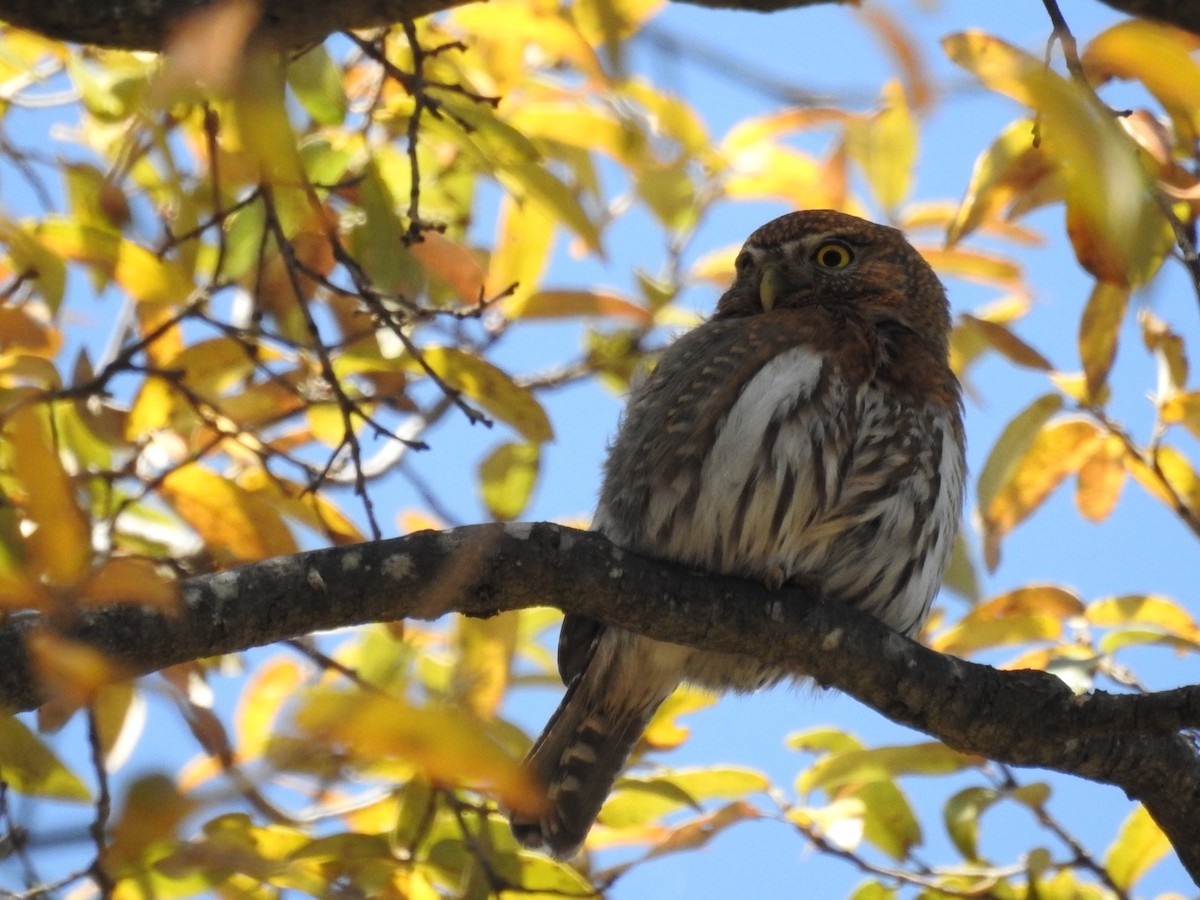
top-left (510, 664), bottom-right (671, 859)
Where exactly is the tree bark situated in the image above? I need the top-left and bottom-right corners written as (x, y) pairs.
top-left (0, 0), bottom-right (1195, 53)
top-left (1, 522), bottom-right (1198, 882)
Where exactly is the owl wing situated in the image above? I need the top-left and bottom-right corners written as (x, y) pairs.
top-left (558, 612), bottom-right (603, 685)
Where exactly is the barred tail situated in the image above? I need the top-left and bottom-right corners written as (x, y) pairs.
top-left (510, 665), bottom-right (671, 858)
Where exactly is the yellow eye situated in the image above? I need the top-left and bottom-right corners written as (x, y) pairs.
top-left (813, 242), bottom-right (854, 270)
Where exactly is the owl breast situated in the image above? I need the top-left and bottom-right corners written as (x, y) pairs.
top-left (593, 337), bottom-right (965, 691)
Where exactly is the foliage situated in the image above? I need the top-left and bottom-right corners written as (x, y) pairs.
top-left (0, 0), bottom-right (1196, 896)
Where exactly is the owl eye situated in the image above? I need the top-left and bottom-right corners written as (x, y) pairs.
top-left (813, 242), bottom-right (854, 270)
top-left (734, 251), bottom-right (753, 272)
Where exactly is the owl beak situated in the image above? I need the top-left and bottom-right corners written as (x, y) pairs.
top-left (760, 262), bottom-right (814, 311)
top-left (759, 264), bottom-right (788, 312)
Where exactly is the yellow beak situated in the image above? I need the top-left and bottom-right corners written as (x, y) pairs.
top-left (759, 264), bottom-right (787, 312)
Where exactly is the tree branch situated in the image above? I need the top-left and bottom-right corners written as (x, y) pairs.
top-left (0, 0), bottom-right (1196, 53)
top-left (0, 522), bottom-right (1197, 881)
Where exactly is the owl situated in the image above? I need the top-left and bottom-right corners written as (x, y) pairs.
top-left (510, 209), bottom-right (966, 858)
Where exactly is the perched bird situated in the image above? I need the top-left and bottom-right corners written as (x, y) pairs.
top-left (510, 209), bottom-right (966, 858)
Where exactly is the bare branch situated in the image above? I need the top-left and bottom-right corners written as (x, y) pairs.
top-left (1, 0), bottom-right (1197, 55)
top-left (0, 523), bottom-right (1197, 881)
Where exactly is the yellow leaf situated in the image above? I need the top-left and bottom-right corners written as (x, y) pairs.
top-left (0, 714), bottom-right (90, 801)
top-left (1104, 804), bottom-right (1170, 890)
top-left (295, 689), bottom-right (542, 815)
top-left (621, 79), bottom-right (711, 159)
top-left (509, 289), bottom-right (652, 324)
top-left (845, 80), bottom-right (917, 212)
top-left (508, 103), bottom-right (643, 164)
top-left (452, 3), bottom-right (606, 88)
top-left (976, 393), bottom-right (1063, 512)
top-left (407, 347), bottom-right (553, 443)
top-left (723, 143), bottom-right (825, 208)
top-left (161, 464), bottom-right (297, 563)
top-left (91, 682), bottom-right (144, 770)
top-left (225, 50), bottom-right (305, 186)
top-left (969, 585), bottom-right (1085, 619)
top-left (4, 405), bottom-right (91, 585)
top-left (947, 118), bottom-right (1057, 245)
top-left (490, 194), bottom-right (555, 306)
top-left (238, 469), bottom-right (364, 545)
top-left (0, 218), bottom-right (67, 310)
top-left (722, 107), bottom-right (851, 153)
top-left (980, 415), bottom-right (1102, 569)
top-left (1083, 20), bottom-right (1200, 147)
top-left (1152, 445), bottom-right (1200, 516)
top-left (1079, 282), bottom-right (1130, 399)
top-left (1075, 435), bottom-right (1126, 523)
top-left (572, 0), bottom-right (665, 46)
top-left (306, 402), bottom-right (354, 449)
top-left (919, 247), bottom-right (1023, 290)
top-left (930, 586), bottom-right (1083, 656)
top-left (36, 220), bottom-right (193, 306)
top-left (236, 657), bottom-right (305, 759)
top-left (1086, 594), bottom-right (1200, 642)
top-left (1160, 392), bottom-right (1200, 443)
top-left (944, 31), bottom-right (1171, 286)
top-left (930, 615), bottom-right (1063, 657)
top-left (642, 685), bottom-right (715, 749)
top-left (451, 613), bottom-right (519, 719)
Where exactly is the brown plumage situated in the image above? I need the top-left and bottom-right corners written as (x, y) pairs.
top-left (510, 209), bottom-right (966, 858)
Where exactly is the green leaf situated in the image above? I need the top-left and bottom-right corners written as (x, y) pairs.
top-left (602, 767), bottom-right (769, 828)
top-left (797, 742), bottom-right (974, 794)
top-left (408, 348), bottom-right (553, 443)
top-left (943, 787), bottom-right (999, 860)
top-left (0, 715), bottom-right (90, 801)
top-left (286, 45), bottom-right (347, 126)
top-left (479, 441), bottom-right (540, 521)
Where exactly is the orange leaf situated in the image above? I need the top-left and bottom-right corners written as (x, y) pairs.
top-left (1075, 435), bottom-right (1127, 523)
top-left (510, 289), bottom-right (652, 324)
top-left (1083, 20), bottom-right (1200, 147)
top-left (409, 232), bottom-right (487, 305)
top-left (78, 557), bottom-right (180, 611)
top-left (28, 628), bottom-right (131, 714)
top-left (945, 31), bottom-right (1171, 286)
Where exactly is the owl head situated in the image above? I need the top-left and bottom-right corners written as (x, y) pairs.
top-left (713, 209), bottom-right (951, 357)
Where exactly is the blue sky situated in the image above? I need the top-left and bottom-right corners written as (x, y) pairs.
top-left (4, 0), bottom-right (1198, 896)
